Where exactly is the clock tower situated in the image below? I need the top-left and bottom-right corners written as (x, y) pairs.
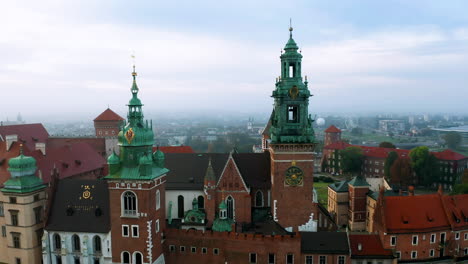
top-left (267, 26), bottom-right (317, 230)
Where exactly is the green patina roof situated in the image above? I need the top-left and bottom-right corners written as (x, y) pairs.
top-left (139, 154), bottom-right (152, 165)
top-left (107, 152), bottom-right (120, 164)
top-left (8, 153), bottom-right (36, 173)
top-left (153, 149), bottom-right (164, 160)
top-left (2, 175), bottom-right (46, 193)
top-left (329, 180), bottom-right (349, 192)
top-left (212, 217), bottom-right (233, 232)
top-left (284, 36), bottom-right (299, 50)
top-left (219, 200), bottom-right (227, 209)
top-left (348, 175), bottom-right (370, 187)
top-left (105, 166), bottom-right (168, 180)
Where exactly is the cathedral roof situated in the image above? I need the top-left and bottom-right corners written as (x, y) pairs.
top-left (93, 108), bottom-right (124, 122)
top-left (46, 179), bottom-right (110, 233)
top-left (164, 152), bottom-right (271, 190)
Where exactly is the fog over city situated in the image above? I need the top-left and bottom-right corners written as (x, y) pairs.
top-left (2, 0), bottom-right (468, 122)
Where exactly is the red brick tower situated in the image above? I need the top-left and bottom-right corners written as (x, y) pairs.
top-left (267, 26), bottom-right (317, 231)
top-left (347, 175), bottom-right (370, 231)
top-left (94, 108), bottom-right (124, 157)
top-left (324, 125), bottom-right (342, 146)
top-left (105, 68), bottom-right (168, 264)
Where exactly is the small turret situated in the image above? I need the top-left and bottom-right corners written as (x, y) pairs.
top-left (204, 158), bottom-right (216, 188)
top-left (153, 149), bottom-right (165, 168)
top-left (212, 200), bottom-right (233, 232)
top-left (107, 151), bottom-right (120, 174)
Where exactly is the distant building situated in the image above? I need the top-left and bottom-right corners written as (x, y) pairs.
top-left (378, 120), bottom-right (405, 133)
top-left (93, 108), bottom-right (125, 157)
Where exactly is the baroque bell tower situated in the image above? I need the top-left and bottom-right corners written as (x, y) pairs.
top-left (268, 25), bottom-right (317, 231)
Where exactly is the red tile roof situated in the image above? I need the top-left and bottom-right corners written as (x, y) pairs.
top-left (349, 234), bottom-right (394, 258)
top-left (29, 142), bottom-right (106, 183)
top-left (93, 108), bottom-right (124, 122)
top-left (383, 194), bottom-right (450, 233)
top-left (0, 123), bottom-right (49, 150)
top-left (323, 141), bottom-right (351, 150)
top-left (433, 149), bottom-right (467, 161)
top-left (325, 125), bottom-right (341, 133)
top-left (441, 194), bottom-right (468, 230)
top-left (152, 146), bottom-right (195, 154)
top-left (47, 138), bottom-right (106, 156)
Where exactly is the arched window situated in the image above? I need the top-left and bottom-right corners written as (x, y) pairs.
top-left (53, 233), bottom-right (61, 250)
top-left (156, 190), bottom-right (161, 210)
top-left (255, 190), bottom-right (264, 207)
top-left (178, 195), bottom-right (184, 218)
top-left (72, 234), bottom-right (80, 252)
top-left (197, 196), bottom-right (204, 209)
top-left (122, 191), bottom-right (137, 216)
top-left (121, 251), bottom-right (130, 264)
top-left (226, 196), bottom-right (234, 220)
top-left (93, 236), bottom-right (101, 253)
top-left (134, 252), bottom-right (143, 264)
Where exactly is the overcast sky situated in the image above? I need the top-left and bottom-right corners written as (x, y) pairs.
top-left (1, 0), bottom-right (468, 121)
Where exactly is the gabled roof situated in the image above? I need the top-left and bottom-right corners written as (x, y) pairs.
top-left (325, 125), bottom-right (341, 133)
top-left (152, 146), bottom-right (194, 154)
top-left (348, 176), bottom-right (370, 187)
top-left (383, 194), bottom-right (450, 233)
top-left (46, 180), bottom-right (110, 233)
top-left (164, 152), bottom-right (271, 190)
top-left (433, 149), bottom-right (467, 161)
top-left (329, 180), bottom-right (349, 192)
top-left (93, 108), bottom-right (124, 122)
top-left (301, 232), bottom-right (349, 254)
top-left (349, 234), bottom-right (394, 259)
top-left (0, 123), bottom-right (49, 150)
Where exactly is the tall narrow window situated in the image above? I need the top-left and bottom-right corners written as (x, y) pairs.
top-left (54, 234), bottom-right (61, 250)
top-left (268, 253), bottom-right (275, 264)
top-left (289, 65), bottom-right (294, 78)
top-left (178, 195), bottom-right (184, 218)
top-left (255, 191), bottom-right (264, 207)
top-left (287, 106), bottom-right (298, 123)
top-left (122, 191), bottom-right (137, 216)
top-left (226, 196), bottom-right (234, 220)
top-left (122, 252), bottom-right (130, 264)
top-left (198, 196), bottom-right (204, 209)
top-left (10, 210), bottom-right (19, 226)
top-left (286, 254), bottom-right (294, 264)
top-left (34, 206), bottom-right (42, 224)
top-left (156, 190), bottom-right (161, 210)
top-left (134, 252), bottom-right (143, 264)
top-left (305, 256), bottom-right (313, 264)
top-left (249, 253), bottom-right (257, 263)
top-left (12, 232), bottom-right (21, 248)
top-left (0, 202), bottom-right (4, 216)
top-left (72, 234), bottom-right (80, 252)
top-left (93, 236), bottom-right (101, 253)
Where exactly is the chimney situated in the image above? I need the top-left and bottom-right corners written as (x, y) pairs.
top-left (35, 142), bottom-right (46, 155)
top-left (6, 135), bottom-right (18, 151)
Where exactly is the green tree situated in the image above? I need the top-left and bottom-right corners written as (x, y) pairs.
top-left (443, 131), bottom-right (462, 149)
top-left (451, 183), bottom-right (468, 195)
top-left (390, 158), bottom-right (413, 186)
top-left (409, 146), bottom-right (439, 187)
top-left (379, 141), bottom-right (396, 148)
top-left (384, 151), bottom-right (398, 180)
top-left (340, 146), bottom-right (364, 176)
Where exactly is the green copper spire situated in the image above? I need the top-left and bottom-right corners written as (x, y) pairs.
top-left (105, 66), bottom-right (168, 180)
top-left (2, 145), bottom-right (45, 193)
top-left (269, 25), bottom-right (315, 144)
top-left (212, 200), bottom-right (233, 232)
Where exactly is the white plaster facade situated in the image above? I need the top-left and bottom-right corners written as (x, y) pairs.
top-left (42, 230), bottom-right (112, 264)
top-left (165, 190), bottom-right (204, 220)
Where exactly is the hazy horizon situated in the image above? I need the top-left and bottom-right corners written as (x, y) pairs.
top-left (2, 0), bottom-right (468, 121)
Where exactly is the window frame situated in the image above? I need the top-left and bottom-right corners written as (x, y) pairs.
top-left (390, 235), bottom-right (396, 246)
top-left (412, 235), bottom-right (418, 245)
top-left (131, 225), bottom-right (139, 238)
top-left (12, 232), bottom-right (21, 248)
top-left (286, 253), bottom-right (294, 264)
top-left (249, 253), bottom-right (257, 264)
top-left (319, 256), bottom-right (326, 264)
top-left (430, 233), bottom-right (436, 244)
top-left (122, 225), bottom-right (129, 237)
top-left (121, 191), bottom-right (138, 217)
top-left (411, 251), bottom-right (417, 259)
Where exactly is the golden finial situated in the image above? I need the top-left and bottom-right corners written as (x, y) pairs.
top-left (131, 51), bottom-right (137, 77)
top-left (19, 144), bottom-right (23, 155)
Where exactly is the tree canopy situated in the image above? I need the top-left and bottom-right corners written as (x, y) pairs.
top-left (340, 146), bottom-right (364, 176)
top-left (384, 151), bottom-right (398, 180)
top-left (443, 131), bottom-right (462, 149)
top-left (379, 141), bottom-right (396, 149)
top-left (409, 146), bottom-right (439, 187)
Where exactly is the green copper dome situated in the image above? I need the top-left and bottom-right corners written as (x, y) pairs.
top-left (8, 150), bottom-right (37, 177)
top-left (139, 154), bottom-right (152, 165)
top-left (219, 200), bottom-right (227, 210)
top-left (284, 37), bottom-right (298, 50)
top-left (2, 149), bottom-right (45, 194)
top-left (107, 152), bottom-right (120, 165)
top-left (153, 149), bottom-right (164, 160)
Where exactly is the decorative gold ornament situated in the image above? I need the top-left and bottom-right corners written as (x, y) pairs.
top-left (79, 185), bottom-right (94, 200)
top-left (285, 166), bottom-right (304, 186)
top-left (289, 86), bottom-right (299, 99)
top-left (125, 128), bottom-right (135, 144)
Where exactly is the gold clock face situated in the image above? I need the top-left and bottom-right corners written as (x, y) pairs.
top-left (289, 86), bottom-right (299, 99)
top-left (285, 166), bottom-right (303, 186)
top-left (125, 128), bottom-right (135, 144)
